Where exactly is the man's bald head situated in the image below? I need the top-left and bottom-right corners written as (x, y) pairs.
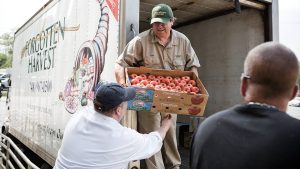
top-left (244, 42), bottom-right (299, 98)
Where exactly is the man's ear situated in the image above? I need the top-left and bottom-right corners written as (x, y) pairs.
top-left (115, 105), bottom-right (122, 117)
top-left (240, 78), bottom-right (247, 97)
top-left (170, 18), bottom-right (175, 25)
top-left (290, 84), bottom-right (299, 100)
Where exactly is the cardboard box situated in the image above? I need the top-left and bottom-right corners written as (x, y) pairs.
top-left (126, 67), bottom-right (209, 116)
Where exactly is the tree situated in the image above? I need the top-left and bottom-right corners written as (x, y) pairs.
top-left (0, 33), bottom-right (14, 56)
top-left (0, 53), bottom-right (8, 68)
top-left (0, 32), bottom-right (14, 68)
top-left (2, 55), bottom-right (12, 68)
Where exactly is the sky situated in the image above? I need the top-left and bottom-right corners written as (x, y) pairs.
top-left (0, 0), bottom-right (49, 35)
top-left (0, 0), bottom-right (299, 59)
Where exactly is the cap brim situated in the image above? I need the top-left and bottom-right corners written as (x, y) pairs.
top-left (123, 87), bottom-right (136, 101)
top-left (150, 17), bottom-right (170, 24)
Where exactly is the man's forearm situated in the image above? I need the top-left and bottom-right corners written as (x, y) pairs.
top-left (156, 114), bottom-right (172, 139)
top-left (156, 125), bottom-right (169, 140)
top-left (190, 66), bottom-right (199, 77)
top-left (115, 63), bottom-right (126, 84)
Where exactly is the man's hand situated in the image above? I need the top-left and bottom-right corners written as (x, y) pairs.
top-left (115, 63), bottom-right (126, 84)
top-left (161, 114), bottom-right (172, 129)
top-left (157, 114), bottom-right (172, 139)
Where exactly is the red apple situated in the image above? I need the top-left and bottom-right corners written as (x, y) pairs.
top-left (166, 76), bottom-right (173, 81)
top-left (174, 77), bottom-right (181, 81)
top-left (160, 83), bottom-right (167, 87)
top-left (181, 76), bottom-right (191, 82)
top-left (168, 83), bottom-right (176, 88)
top-left (178, 83), bottom-right (186, 89)
top-left (161, 78), bottom-right (170, 85)
top-left (135, 76), bottom-right (143, 81)
top-left (153, 78), bottom-right (160, 84)
top-left (183, 86), bottom-right (191, 93)
top-left (130, 74), bottom-right (138, 79)
top-left (140, 74), bottom-right (147, 80)
top-left (146, 84), bottom-right (154, 88)
top-left (139, 80), bottom-right (148, 86)
top-left (191, 86), bottom-right (200, 93)
top-left (131, 79), bottom-right (140, 85)
top-left (186, 84), bottom-right (193, 88)
top-left (166, 86), bottom-right (172, 91)
top-left (148, 75), bottom-right (156, 81)
top-left (175, 86), bottom-right (182, 92)
top-left (188, 80), bottom-right (196, 86)
top-left (172, 79), bottom-right (180, 85)
top-left (150, 80), bottom-right (158, 86)
top-left (157, 76), bottom-right (165, 81)
top-left (179, 80), bottom-right (187, 85)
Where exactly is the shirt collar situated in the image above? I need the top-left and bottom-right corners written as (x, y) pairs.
top-left (150, 29), bottom-right (178, 47)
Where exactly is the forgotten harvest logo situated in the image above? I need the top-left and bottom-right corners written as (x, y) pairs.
top-left (25, 18), bottom-right (65, 73)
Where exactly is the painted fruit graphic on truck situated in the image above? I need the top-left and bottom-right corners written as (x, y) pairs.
top-left (191, 95), bottom-right (204, 105)
top-left (188, 106), bottom-right (201, 115)
top-left (61, 0), bottom-right (109, 113)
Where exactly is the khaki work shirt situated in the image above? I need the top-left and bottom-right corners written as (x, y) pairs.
top-left (116, 29), bottom-right (200, 70)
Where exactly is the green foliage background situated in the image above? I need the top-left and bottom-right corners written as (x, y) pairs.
top-left (0, 32), bottom-right (13, 69)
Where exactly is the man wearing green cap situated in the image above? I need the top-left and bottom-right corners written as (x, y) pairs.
top-left (115, 3), bottom-right (200, 169)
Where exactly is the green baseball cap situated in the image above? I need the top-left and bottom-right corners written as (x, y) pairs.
top-left (151, 4), bottom-right (173, 24)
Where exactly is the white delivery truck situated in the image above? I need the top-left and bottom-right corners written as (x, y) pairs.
top-left (2, 0), bottom-right (277, 168)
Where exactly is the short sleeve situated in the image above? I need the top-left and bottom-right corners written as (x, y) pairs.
top-left (116, 36), bottom-right (144, 67)
top-left (185, 40), bottom-right (200, 70)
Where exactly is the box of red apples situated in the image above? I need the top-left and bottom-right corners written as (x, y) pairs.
top-left (126, 67), bottom-right (209, 116)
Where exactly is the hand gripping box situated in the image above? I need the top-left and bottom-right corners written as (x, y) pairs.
top-left (126, 67), bottom-right (209, 116)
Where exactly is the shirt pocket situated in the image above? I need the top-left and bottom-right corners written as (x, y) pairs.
top-left (173, 55), bottom-right (185, 70)
top-left (144, 55), bottom-right (162, 69)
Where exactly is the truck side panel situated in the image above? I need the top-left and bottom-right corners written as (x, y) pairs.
top-left (10, 0), bottom-right (120, 166)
